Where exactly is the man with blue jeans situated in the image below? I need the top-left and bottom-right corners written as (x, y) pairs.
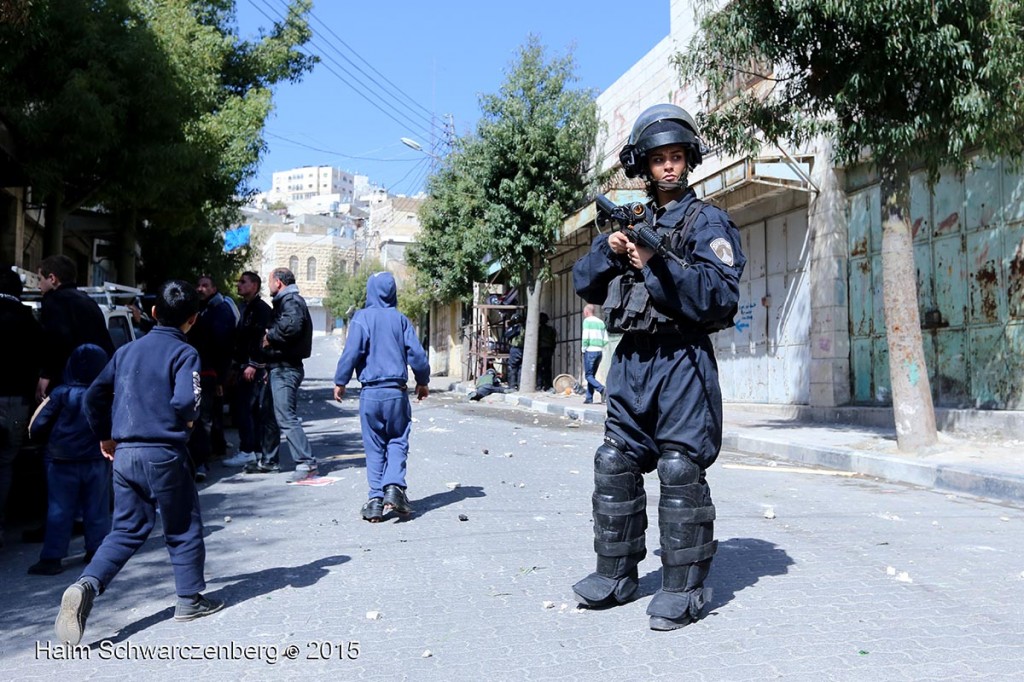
top-left (259, 268), bottom-right (316, 482)
top-left (581, 304), bottom-right (607, 403)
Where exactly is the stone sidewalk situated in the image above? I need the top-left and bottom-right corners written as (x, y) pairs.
top-left (448, 379), bottom-right (1024, 505)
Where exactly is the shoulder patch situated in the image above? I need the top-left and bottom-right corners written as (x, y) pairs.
top-left (709, 238), bottom-right (735, 266)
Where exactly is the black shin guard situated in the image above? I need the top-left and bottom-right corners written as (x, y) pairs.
top-left (573, 440), bottom-right (647, 607)
top-left (647, 450), bottom-right (716, 629)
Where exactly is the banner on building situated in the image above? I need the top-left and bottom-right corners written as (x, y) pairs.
top-left (224, 225), bottom-right (251, 252)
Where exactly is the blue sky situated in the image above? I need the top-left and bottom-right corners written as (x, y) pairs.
top-left (237, 0), bottom-right (669, 195)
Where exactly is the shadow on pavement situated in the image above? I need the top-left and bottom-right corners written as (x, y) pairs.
top-left (637, 537), bottom-right (793, 609)
top-left (93, 554), bottom-right (350, 647)
top-left (411, 485), bottom-right (486, 518)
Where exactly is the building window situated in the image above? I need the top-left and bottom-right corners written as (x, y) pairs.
top-left (289, 255), bottom-right (298, 273)
top-left (307, 257), bottom-right (317, 281)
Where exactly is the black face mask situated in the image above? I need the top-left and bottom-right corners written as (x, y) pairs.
top-left (654, 176), bottom-right (688, 194)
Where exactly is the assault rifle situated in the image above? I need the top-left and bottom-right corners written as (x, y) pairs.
top-left (594, 194), bottom-right (685, 266)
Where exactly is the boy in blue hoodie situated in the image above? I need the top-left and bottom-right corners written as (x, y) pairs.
top-left (54, 280), bottom-right (223, 646)
top-left (27, 344), bottom-right (111, 576)
top-left (333, 272), bottom-right (430, 522)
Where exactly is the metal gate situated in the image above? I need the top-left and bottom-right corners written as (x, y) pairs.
top-left (716, 207), bottom-right (811, 403)
top-left (847, 158), bottom-right (1024, 409)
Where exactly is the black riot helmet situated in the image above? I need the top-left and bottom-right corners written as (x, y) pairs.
top-left (618, 104), bottom-right (706, 178)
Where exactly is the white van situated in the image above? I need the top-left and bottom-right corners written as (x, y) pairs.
top-left (18, 275), bottom-right (142, 349)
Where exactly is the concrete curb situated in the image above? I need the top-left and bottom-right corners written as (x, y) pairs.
top-left (449, 381), bottom-right (1024, 504)
top-left (723, 433), bottom-right (1024, 503)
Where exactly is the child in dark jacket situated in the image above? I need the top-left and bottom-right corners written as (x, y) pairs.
top-left (54, 280), bottom-right (223, 646)
top-left (333, 271), bottom-right (430, 522)
top-left (27, 344), bottom-right (111, 575)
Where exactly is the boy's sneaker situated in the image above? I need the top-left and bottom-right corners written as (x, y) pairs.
top-left (383, 485), bottom-right (413, 515)
top-left (361, 498), bottom-right (384, 523)
top-left (244, 461), bottom-right (280, 474)
top-left (194, 464), bottom-right (210, 482)
top-left (28, 559), bottom-right (64, 575)
top-left (55, 579), bottom-right (96, 645)
top-left (288, 468), bottom-right (318, 483)
top-left (222, 451), bottom-right (254, 467)
top-left (174, 594), bottom-right (225, 622)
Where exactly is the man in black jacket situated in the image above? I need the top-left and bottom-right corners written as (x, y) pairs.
top-left (224, 272), bottom-right (275, 469)
top-left (258, 268), bottom-right (316, 482)
top-left (186, 275), bottom-right (236, 481)
top-left (0, 268), bottom-right (43, 549)
top-left (35, 255), bottom-right (114, 401)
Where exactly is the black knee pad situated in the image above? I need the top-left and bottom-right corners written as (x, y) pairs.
top-left (658, 450), bottom-right (716, 593)
top-left (591, 439), bottom-right (647, 576)
top-left (657, 449), bottom-right (701, 486)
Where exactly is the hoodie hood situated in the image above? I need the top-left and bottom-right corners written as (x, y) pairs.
top-left (365, 271), bottom-right (397, 309)
top-left (63, 343), bottom-right (110, 386)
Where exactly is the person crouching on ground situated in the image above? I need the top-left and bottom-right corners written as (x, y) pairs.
top-left (333, 271), bottom-right (430, 523)
top-left (27, 344), bottom-right (111, 576)
top-left (54, 280), bottom-right (223, 646)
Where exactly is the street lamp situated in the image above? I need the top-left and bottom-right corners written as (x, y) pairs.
top-left (400, 137), bottom-right (441, 161)
top-left (400, 137), bottom-right (424, 152)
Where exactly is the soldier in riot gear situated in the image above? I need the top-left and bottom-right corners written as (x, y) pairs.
top-left (571, 103), bottom-right (746, 630)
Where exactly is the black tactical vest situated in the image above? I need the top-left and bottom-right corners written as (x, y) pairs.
top-left (603, 199), bottom-right (736, 335)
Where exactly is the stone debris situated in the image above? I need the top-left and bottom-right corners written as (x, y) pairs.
top-left (763, 507), bottom-right (776, 520)
top-left (224, 516), bottom-right (232, 523)
top-left (518, 439), bottom-right (527, 445)
top-left (445, 482), bottom-right (460, 490)
top-left (421, 650), bottom-right (433, 658)
top-left (458, 514), bottom-right (469, 522)
top-left (518, 483), bottom-right (526, 488)
top-left (999, 516), bottom-right (1010, 522)
top-left (569, 470), bottom-right (580, 474)
top-left (366, 611), bottom-right (382, 620)
top-left (877, 512), bottom-right (902, 521)
top-left (482, 448), bottom-right (489, 454)
top-left (886, 566), bottom-right (896, 576)
top-left (503, 452), bottom-right (514, 457)
top-left (896, 572), bottom-right (913, 583)
top-left (542, 601), bottom-right (556, 609)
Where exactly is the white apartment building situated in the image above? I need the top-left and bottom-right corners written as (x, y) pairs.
top-left (268, 165), bottom-right (355, 204)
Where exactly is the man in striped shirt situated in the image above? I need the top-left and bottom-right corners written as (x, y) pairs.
top-left (581, 304), bottom-right (607, 404)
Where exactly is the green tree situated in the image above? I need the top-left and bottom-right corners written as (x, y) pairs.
top-left (479, 36), bottom-right (598, 390)
top-left (413, 36), bottom-right (597, 383)
top-left (0, 0), bottom-right (314, 284)
top-left (325, 257), bottom-right (384, 322)
top-left (677, 0), bottom-right (1024, 451)
top-left (408, 135), bottom-right (492, 303)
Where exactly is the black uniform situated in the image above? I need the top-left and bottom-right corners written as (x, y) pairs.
top-left (571, 188), bottom-right (746, 626)
top-left (234, 296), bottom-right (275, 457)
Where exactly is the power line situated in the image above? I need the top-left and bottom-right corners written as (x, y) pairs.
top-left (264, 131), bottom-right (421, 162)
top-left (386, 157), bottom-right (430, 194)
top-left (300, 4), bottom-right (437, 127)
top-left (250, 0), bottom-right (437, 140)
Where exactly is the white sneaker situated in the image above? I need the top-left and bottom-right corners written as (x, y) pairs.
top-left (222, 451), bottom-right (255, 467)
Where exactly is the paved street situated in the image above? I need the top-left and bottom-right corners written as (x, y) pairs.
top-left (1, 337), bottom-right (1022, 680)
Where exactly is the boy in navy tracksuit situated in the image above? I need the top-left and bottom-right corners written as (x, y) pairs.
top-left (27, 344), bottom-right (111, 575)
top-left (54, 280), bottom-right (223, 646)
top-left (333, 272), bottom-right (430, 522)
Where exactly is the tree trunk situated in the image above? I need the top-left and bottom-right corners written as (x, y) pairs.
top-left (519, 272), bottom-right (544, 393)
top-left (43, 197), bottom-right (65, 257)
top-left (880, 160), bottom-right (937, 451)
top-left (116, 210), bottom-right (137, 286)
